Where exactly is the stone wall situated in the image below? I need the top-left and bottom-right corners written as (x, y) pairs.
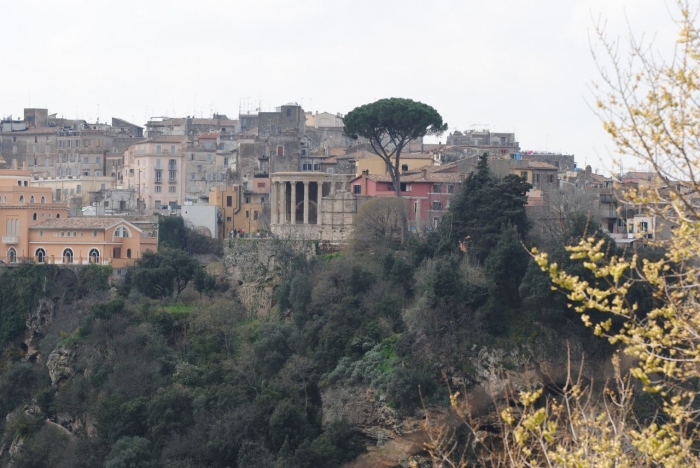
top-left (223, 238), bottom-right (317, 316)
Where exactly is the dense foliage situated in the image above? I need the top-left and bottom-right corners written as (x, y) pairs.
top-left (0, 159), bottom-right (627, 467)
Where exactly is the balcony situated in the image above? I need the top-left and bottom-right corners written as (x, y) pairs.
top-left (2, 236), bottom-right (19, 244)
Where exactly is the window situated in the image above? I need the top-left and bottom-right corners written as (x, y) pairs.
top-left (191, 173), bottom-right (196, 180)
top-left (169, 171), bottom-right (176, 182)
top-left (169, 159), bottom-right (176, 170)
top-left (169, 186), bottom-right (176, 193)
top-left (206, 173), bottom-right (211, 181)
top-left (534, 173), bottom-right (540, 184)
top-left (447, 184), bottom-right (455, 194)
top-left (35, 248), bottom-right (46, 264)
top-left (246, 210), bottom-right (249, 218)
top-left (83, 157), bottom-right (89, 164)
top-left (95, 156), bottom-right (101, 164)
top-left (302, 163), bottom-right (312, 171)
top-left (314, 164), bottom-right (320, 171)
top-left (155, 186), bottom-right (162, 193)
top-left (400, 183), bottom-right (408, 192)
top-left (254, 211), bottom-right (259, 220)
top-left (94, 171), bottom-right (101, 176)
top-left (89, 248), bottom-right (100, 264)
top-left (30, 195), bottom-right (35, 203)
top-left (93, 230), bottom-right (97, 237)
top-left (39, 230), bottom-right (43, 237)
top-left (114, 226), bottom-right (130, 238)
top-left (205, 140), bottom-right (211, 149)
top-left (353, 184), bottom-right (361, 194)
top-left (277, 146), bottom-right (284, 156)
top-left (245, 196), bottom-right (251, 204)
top-left (155, 170), bottom-right (162, 183)
top-left (32, 213), bottom-right (37, 220)
top-left (226, 216), bottom-right (232, 222)
top-left (401, 164), bottom-right (409, 171)
top-left (520, 171), bottom-right (528, 181)
top-left (286, 108), bottom-right (291, 117)
top-left (19, 195), bottom-right (24, 203)
top-left (548, 174), bottom-right (555, 183)
top-left (7, 248), bottom-right (17, 263)
top-left (326, 168), bottom-right (334, 174)
top-left (76, 186), bottom-right (81, 194)
top-left (62, 248), bottom-right (73, 264)
top-left (156, 145), bottom-right (162, 154)
top-left (432, 201), bottom-right (442, 211)
top-left (170, 145), bottom-right (176, 154)
top-left (433, 184), bottom-right (442, 193)
top-left (56, 213), bottom-right (60, 218)
top-left (126, 249), bottom-right (132, 259)
top-left (227, 196), bottom-right (232, 207)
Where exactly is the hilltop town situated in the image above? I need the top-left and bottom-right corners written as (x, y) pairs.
top-left (0, 104), bottom-right (677, 267)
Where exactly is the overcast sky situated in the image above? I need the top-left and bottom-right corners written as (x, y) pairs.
top-left (2, 0), bottom-right (681, 174)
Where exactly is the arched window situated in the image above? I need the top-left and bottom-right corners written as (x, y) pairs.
top-left (89, 248), bottom-right (100, 264)
top-left (19, 195), bottom-right (24, 203)
top-left (114, 226), bottom-right (131, 238)
top-left (126, 248), bottom-right (132, 259)
top-left (7, 248), bottom-right (16, 264)
top-left (30, 196), bottom-right (35, 203)
top-left (56, 213), bottom-right (61, 219)
top-left (62, 248), bottom-right (73, 264)
top-left (40, 196), bottom-right (46, 204)
top-left (35, 248), bottom-right (46, 264)
top-left (32, 213), bottom-right (37, 221)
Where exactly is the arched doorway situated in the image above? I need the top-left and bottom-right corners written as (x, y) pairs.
top-left (7, 248), bottom-right (16, 263)
top-left (89, 248), bottom-right (100, 264)
top-left (126, 248), bottom-right (132, 259)
top-left (62, 248), bottom-right (73, 264)
top-left (35, 248), bottom-right (46, 264)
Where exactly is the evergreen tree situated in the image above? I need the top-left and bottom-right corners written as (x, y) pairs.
top-left (446, 154), bottom-right (531, 262)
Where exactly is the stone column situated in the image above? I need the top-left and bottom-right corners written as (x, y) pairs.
top-left (270, 181), bottom-right (278, 225)
top-left (303, 181), bottom-right (309, 224)
top-left (279, 181), bottom-right (287, 224)
top-left (290, 181), bottom-right (297, 224)
top-left (316, 182), bottom-right (323, 225)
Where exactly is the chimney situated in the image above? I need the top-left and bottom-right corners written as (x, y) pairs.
top-left (22, 161), bottom-right (27, 170)
top-left (12, 159), bottom-right (18, 170)
top-left (421, 168), bottom-right (427, 179)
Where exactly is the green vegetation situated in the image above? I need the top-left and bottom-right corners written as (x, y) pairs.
top-left (0, 158), bottom-right (632, 467)
top-left (343, 97), bottom-right (448, 196)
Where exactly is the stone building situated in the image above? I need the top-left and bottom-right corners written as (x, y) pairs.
top-left (122, 136), bottom-right (188, 210)
top-left (445, 127), bottom-right (520, 158)
top-left (183, 132), bottom-right (228, 202)
top-left (0, 109), bottom-right (144, 179)
top-left (269, 172), bottom-right (358, 242)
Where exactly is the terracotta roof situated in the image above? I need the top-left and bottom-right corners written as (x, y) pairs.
top-left (525, 161), bottom-right (558, 170)
top-left (623, 171), bottom-right (656, 180)
top-left (198, 132), bottom-right (220, 139)
top-left (327, 147), bottom-right (348, 156)
top-left (29, 217), bottom-right (140, 231)
top-left (358, 172), bottom-right (463, 184)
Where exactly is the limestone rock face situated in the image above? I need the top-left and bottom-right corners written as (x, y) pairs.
top-left (46, 346), bottom-right (75, 386)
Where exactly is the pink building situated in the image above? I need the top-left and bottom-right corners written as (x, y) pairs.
top-left (350, 167), bottom-right (463, 232)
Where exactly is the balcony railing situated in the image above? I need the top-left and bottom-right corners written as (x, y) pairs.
top-left (2, 236), bottom-right (19, 244)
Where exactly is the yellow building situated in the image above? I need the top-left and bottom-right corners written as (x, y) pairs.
top-left (353, 150), bottom-right (435, 176)
top-left (209, 184), bottom-right (267, 238)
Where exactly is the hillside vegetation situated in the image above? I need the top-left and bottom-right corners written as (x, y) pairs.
top-left (0, 158), bottom-right (653, 467)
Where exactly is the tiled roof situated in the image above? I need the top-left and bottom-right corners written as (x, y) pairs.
top-left (525, 161), bottom-right (558, 170)
top-left (29, 217), bottom-right (139, 230)
top-left (360, 172), bottom-right (463, 184)
top-left (198, 132), bottom-right (220, 139)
